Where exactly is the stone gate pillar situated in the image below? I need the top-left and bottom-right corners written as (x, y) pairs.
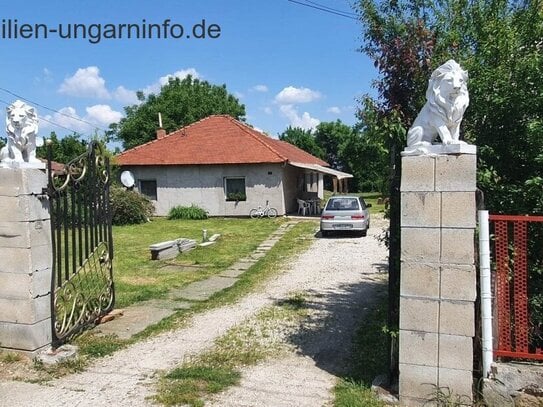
top-left (0, 168), bottom-right (52, 354)
top-left (399, 153), bottom-right (477, 406)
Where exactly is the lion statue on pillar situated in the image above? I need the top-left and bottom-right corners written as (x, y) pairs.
top-left (1, 100), bottom-right (43, 166)
top-left (403, 60), bottom-right (472, 156)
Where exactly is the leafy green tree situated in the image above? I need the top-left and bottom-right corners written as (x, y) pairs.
top-left (36, 132), bottom-right (88, 163)
top-left (278, 126), bottom-right (325, 159)
top-left (437, 0), bottom-right (543, 214)
top-left (110, 76), bottom-right (246, 150)
top-left (314, 120), bottom-right (354, 170)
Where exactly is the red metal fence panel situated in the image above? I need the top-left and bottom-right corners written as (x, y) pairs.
top-left (490, 214), bottom-right (543, 361)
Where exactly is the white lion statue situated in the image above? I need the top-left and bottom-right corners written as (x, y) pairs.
top-left (404, 60), bottom-right (470, 155)
top-left (1, 100), bottom-right (43, 165)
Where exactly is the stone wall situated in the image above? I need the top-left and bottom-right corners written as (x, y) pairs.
top-left (0, 168), bottom-right (52, 353)
top-left (399, 154), bottom-right (477, 406)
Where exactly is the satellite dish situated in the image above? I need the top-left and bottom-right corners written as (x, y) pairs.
top-left (120, 171), bottom-right (135, 188)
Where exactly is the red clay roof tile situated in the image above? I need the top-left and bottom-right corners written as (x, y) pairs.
top-left (116, 115), bottom-right (328, 167)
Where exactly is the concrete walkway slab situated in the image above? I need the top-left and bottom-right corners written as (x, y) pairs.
top-left (144, 299), bottom-right (192, 310)
top-left (169, 276), bottom-right (239, 301)
top-left (94, 305), bottom-right (177, 339)
top-left (220, 268), bottom-right (247, 278)
top-left (230, 261), bottom-right (255, 270)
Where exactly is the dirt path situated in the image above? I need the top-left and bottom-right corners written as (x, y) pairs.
top-left (0, 217), bottom-right (388, 407)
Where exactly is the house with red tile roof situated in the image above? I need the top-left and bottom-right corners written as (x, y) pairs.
top-left (116, 115), bottom-right (352, 216)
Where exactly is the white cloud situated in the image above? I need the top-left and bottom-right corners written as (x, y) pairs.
top-left (279, 105), bottom-right (320, 130)
top-left (234, 91), bottom-right (244, 99)
top-left (113, 86), bottom-right (140, 105)
top-left (143, 68), bottom-right (201, 95)
top-left (327, 106), bottom-right (342, 114)
top-left (275, 86), bottom-right (321, 104)
top-left (262, 106), bottom-right (273, 115)
top-left (85, 104), bottom-right (123, 127)
top-left (58, 66), bottom-right (110, 99)
top-left (42, 107), bottom-right (89, 133)
top-left (251, 84), bottom-right (268, 93)
top-left (41, 104), bottom-right (123, 134)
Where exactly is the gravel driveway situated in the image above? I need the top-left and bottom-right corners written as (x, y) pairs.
top-left (0, 216), bottom-right (388, 406)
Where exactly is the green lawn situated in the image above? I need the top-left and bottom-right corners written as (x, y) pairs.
top-left (321, 190), bottom-right (387, 215)
top-left (112, 217), bottom-right (283, 308)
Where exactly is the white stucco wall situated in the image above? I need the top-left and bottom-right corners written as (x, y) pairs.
top-left (124, 164), bottom-right (286, 216)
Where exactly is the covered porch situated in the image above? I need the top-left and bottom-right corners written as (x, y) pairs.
top-left (287, 162), bottom-right (354, 215)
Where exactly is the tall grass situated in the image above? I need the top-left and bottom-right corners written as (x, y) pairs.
top-left (167, 205), bottom-right (208, 220)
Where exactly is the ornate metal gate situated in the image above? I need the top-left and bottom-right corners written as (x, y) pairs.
top-left (47, 141), bottom-right (114, 348)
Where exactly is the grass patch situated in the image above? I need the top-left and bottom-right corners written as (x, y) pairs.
top-left (334, 295), bottom-right (389, 407)
top-left (0, 351), bottom-right (22, 363)
top-left (31, 356), bottom-right (87, 380)
top-left (154, 290), bottom-right (313, 406)
top-left (113, 218), bottom-right (282, 308)
top-left (76, 334), bottom-right (127, 358)
top-left (156, 366), bottom-right (241, 407)
top-left (276, 290), bottom-right (307, 310)
top-left (361, 192), bottom-right (386, 215)
top-left (322, 190), bottom-right (386, 215)
top-left (335, 379), bottom-right (386, 407)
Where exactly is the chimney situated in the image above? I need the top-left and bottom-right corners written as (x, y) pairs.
top-left (156, 128), bottom-right (166, 139)
top-left (156, 112), bottom-right (166, 139)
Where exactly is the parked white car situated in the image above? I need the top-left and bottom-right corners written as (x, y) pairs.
top-left (320, 195), bottom-right (371, 237)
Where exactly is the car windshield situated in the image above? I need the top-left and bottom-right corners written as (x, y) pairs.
top-left (325, 197), bottom-right (360, 211)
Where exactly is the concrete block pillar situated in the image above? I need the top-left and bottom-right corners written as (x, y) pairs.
top-left (399, 154), bottom-right (477, 406)
top-left (0, 168), bottom-right (52, 353)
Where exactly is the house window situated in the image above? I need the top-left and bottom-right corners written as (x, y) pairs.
top-left (225, 177), bottom-right (246, 201)
top-left (139, 180), bottom-right (157, 200)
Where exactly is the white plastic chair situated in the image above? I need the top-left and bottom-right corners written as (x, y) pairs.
top-left (297, 199), bottom-right (310, 216)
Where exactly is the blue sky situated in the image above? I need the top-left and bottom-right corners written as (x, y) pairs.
top-left (0, 0), bottom-right (376, 148)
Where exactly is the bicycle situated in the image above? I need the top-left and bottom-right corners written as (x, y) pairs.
top-left (249, 200), bottom-right (278, 218)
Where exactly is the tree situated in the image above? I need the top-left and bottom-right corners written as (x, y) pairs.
top-left (36, 132), bottom-right (88, 163)
top-left (278, 126), bottom-right (325, 159)
top-left (110, 76), bottom-right (246, 150)
top-left (314, 120), bottom-right (354, 170)
top-left (437, 0), bottom-right (543, 214)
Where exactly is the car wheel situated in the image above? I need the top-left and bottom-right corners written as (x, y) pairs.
top-left (321, 230), bottom-right (329, 237)
top-left (360, 229), bottom-right (368, 237)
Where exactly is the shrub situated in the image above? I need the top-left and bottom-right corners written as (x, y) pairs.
top-left (109, 185), bottom-right (154, 225)
top-left (167, 204), bottom-right (208, 220)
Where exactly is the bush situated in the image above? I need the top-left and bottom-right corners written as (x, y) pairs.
top-left (110, 185), bottom-right (154, 225)
top-left (167, 204), bottom-right (208, 220)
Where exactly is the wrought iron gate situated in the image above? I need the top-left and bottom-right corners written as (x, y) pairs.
top-left (47, 141), bottom-right (114, 348)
